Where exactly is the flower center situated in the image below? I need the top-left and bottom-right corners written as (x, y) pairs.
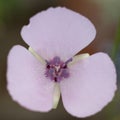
top-left (45, 56), bottom-right (72, 82)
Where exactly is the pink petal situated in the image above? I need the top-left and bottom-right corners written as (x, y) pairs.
top-left (60, 53), bottom-right (117, 118)
top-left (21, 7), bottom-right (96, 61)
top-left (7, 45), bottom-right (55, 112)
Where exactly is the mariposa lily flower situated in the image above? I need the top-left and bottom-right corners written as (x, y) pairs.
top-left (7, 7), bottom-right (117, 118)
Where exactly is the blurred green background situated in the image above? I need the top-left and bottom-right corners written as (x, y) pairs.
top-left (0, 0), bottom-right (120, 120)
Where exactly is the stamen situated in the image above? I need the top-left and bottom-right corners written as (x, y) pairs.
top-left (65, 58), bottom-right (72, 64)
top-left (47, 64), bottom-right (50, 69)
top-left (62, 64), bottom-right (67, 69)
top-left (54, 77), bottom-right (57, 82)
top-left (45, 56), bottom-right (70, 82)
